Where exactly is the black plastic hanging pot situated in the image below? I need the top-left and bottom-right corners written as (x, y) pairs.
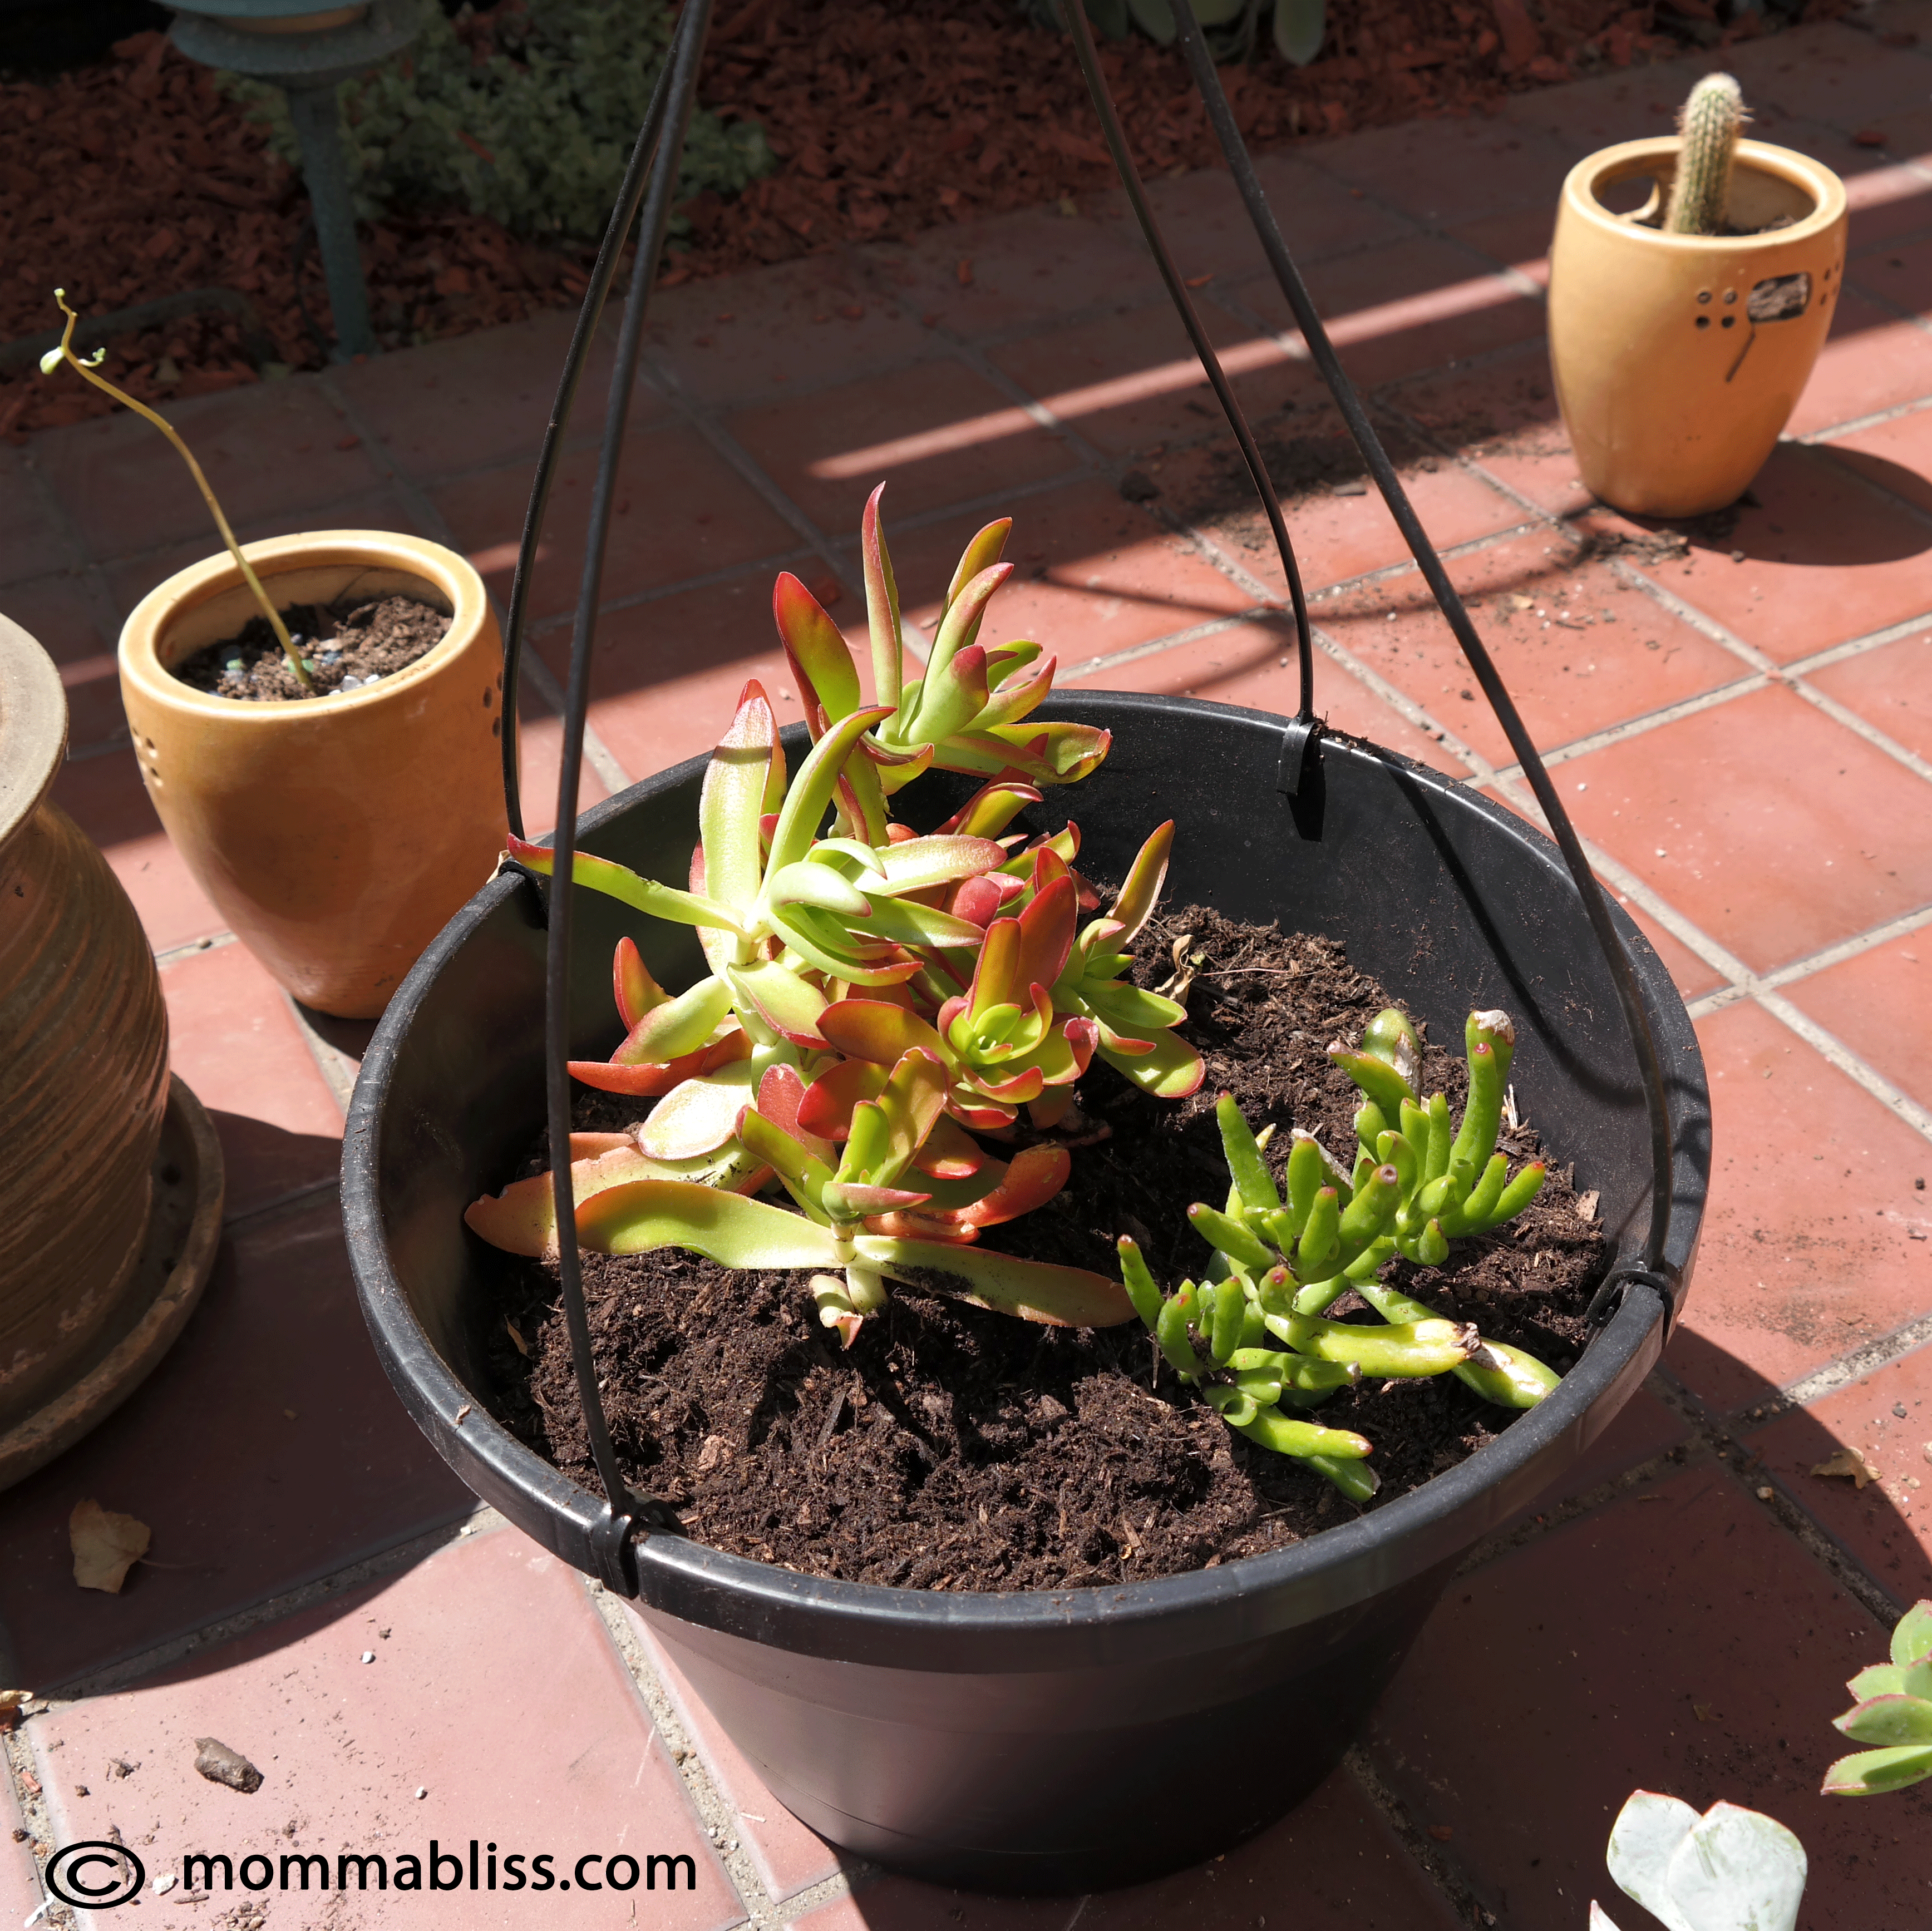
top-left (342, 0), bottom-right (1709, 1894)
top-left (341, 692), bottom-right (1708, 1892)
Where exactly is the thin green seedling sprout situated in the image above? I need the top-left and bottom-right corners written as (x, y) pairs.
top-left (40, 290), bottom-right (312, 689)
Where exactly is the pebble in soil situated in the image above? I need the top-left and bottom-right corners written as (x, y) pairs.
top-left (169, 594), bottom-right (450, 702)
top-left (490, 910), bottom-right (1606, 1591)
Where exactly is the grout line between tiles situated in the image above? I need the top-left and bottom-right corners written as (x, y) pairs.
top-left (518, 646), bottom-right (634, 796)
top-left (1686, 902), bottom-right (1932, 1016)
top-left (153, 929), bottom-right (238, 970)
top-left (1783, 607), bottom-right (1932, 676)
top-left (1770, 1311), bottom-right (1932, 1414)
top-left (31, 1505), bottom-right (500, 1702)
top-left (1343, 1744), bottom-right (1497, 1927)
top-left (1058, 609), bottom-right (1258, 683)
top-left (283, 989), bottom-right (357, 1115)
top-left (1798, 389), bottom-right (1932, 446)
top-left (584, 1581), bottom-right (855, 1928)
top-left (1787, 674), bottom-right (1932, 785)
top-left (1754, 986), bottom-right (1932, 1142)
top-left (522, 541), bottom-right (822, 636)
top-left (1486, 670), bottom-right (1768, 781)
top-left (223, 1174), bottom-right (339, 1231)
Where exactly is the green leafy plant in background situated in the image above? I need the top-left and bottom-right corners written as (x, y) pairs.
top-left (1114, 1006), bottom-right (1558, 1500)
top-left (224, 0), bottom-right (772, 241)
top-left (1592, 1790), bottom-right (1806, 1931)
top-left (1018, 0), bottom-right (1327, 71)
top-left (1822, 1598), bottom-right (1932, 1795)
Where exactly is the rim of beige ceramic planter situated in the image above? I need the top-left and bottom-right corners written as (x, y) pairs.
top-left (1560, 135), bottom-right (1847, 254)
top-left (120, 529), bottom-right (489, 710)
top-left (0, 611), bottom-right (67, 850)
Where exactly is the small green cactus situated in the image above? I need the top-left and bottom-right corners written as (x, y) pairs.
top-left (1664, 73), bottom-right (1748, 237)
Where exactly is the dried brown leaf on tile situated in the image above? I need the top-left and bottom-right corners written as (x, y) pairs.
top-left (194, 1737), bottom-right (264, 1794)
top-left (1811, 1446), bottom-right (1879, 1490)
top-left (70, 1498), bottom-right (151, 1593)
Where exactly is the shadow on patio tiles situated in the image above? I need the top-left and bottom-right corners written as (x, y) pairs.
top-left (2, 570), bottom-right (121, 750)
top-left (1745, 1337), bottom-right (1932, 1603)
top-left (0, 1194), bottom-right (470, 1690)
top-left (1583, 441), bottom-right (1932, 664)
top-left (1364, 1461), bottom-right (1932, 1929)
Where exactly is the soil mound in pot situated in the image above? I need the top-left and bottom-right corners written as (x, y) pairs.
top-left (170, 594), bottom-right (448, 702)
top-left (488, 912), bottom-right (1605, 1591)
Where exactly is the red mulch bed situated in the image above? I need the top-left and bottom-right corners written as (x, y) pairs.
top-left (3, 0), bottom-right (1811, 439)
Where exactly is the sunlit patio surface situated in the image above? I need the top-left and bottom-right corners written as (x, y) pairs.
top-left (7, 11), bottom-right (1932, 1924)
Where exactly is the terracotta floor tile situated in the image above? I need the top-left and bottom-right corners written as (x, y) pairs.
top-left (1067, 615), bottom-right (1472, 782)
top-left (883, 480), bottom-right (1255, 665)
top-left (1728, 23), bottom-right (1932, 127)
top-left (1365, 1465), bottom-right (1932, 1929)
top-left (1780, 930), bottom-right (1932, 1116)
top-left (987, 295), bottom-right (1322, 457)
top-left (50, 747), bottom-right (225, 955)
top-left (0, 1780), bottom-right (36, 1929)
top-left (1388, 343), bottom-right (1589, 518)
top-left (1822, 401), bottom-right (1932, 522)
top-left (1496, 56), bottom-right (1713, 149)
top-left (793, 1876), bottom-right (1073, 1931)
top-left (1789, 128), bottom-right (1932, 250)
top-left (0, 1196), bottom-right (470, 1688)
top-left (1784, 288), bottom-right (1932, 440)
top-left (540, 572), bottom-right (807, 788)
top-left (1443, 202), bottom-right (1556, 288)
top-left (726, 358), bottom-right (1083, 532)
top-left (1554, 682), bottom-right (1932, 974)
top-left (515, 703), bottom-right (616, 840)
top-left (1246, 150), bottom-right (1422, 263)
top-left (1844, 233), bottom-right (1932, 327)
top-left (1162, 428), bottom-right (1523, 600)
top-left (1662, 999), bottom-right (1932, 1411)
top-left (647, 253), bottom-right (942, 407)
top-left (160, 940), bottom-right (344, 1219)
top-left (866, 203), bottom-right (1165, 340)
top-left (3, 569), bottom-right (122, 750)
top-left (1235, 237), bottom-right (1549, 392)
top-left (432, 422), bottom-right (802, 623)
top-left (1314, 116), bottom-right (1581, 227)
top-left (1745, 1337), bottom-right (1932, 1602)
top-left (1499, 1384), bottom-right (1691, 1536)
top-left (0, 446), bottom-right (81, 586)
top-left (36, 379), bottom-right (386, 563)
top-left (1803, 628), bottom-right (1932, 763)
top-left (1075, 1764), bottom-right (1462, 1930)
top-left (24, 1525), bottom-right (735, 1929)
top-left (329, 304), bottom-right (643, 485)
top-left (1599, 438), bottom-right (1932, 663)
top-left (625, 1613), bottom-right (843, 1904)
top-left (1317, 532), bottom-right (1747, 768)
top-left (1134, 160), bottom-right (1381, 288)
top-left (100, 484), bottom-right (437, 623)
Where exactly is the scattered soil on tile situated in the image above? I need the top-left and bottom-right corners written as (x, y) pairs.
top-left (488, 911), bottom-right (1606, 1589)
top-left (6, 0), bottom-right (1793, 438)
top-left (170, 594), bottom-right (449, 702)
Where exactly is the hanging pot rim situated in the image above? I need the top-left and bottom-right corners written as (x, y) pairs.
top-left (343, 692), bottom-right (1705, 1655)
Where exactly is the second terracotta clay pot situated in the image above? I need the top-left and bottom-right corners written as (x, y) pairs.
top-left (119, 531), bottom-right (507, 1019)
top-left (1549, 136), bottom-right (1847, 518)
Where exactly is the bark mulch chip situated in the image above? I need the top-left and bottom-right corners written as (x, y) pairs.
top-left (489, 908), bottom-right (1606, 1592)
top-left (170, 593), bottom-right (448, 702)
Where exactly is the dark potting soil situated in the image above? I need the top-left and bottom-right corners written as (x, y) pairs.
top-left (170, 594), bottom-right (448, 702)
top-left (487, 911), bottom-right (1606, 1590)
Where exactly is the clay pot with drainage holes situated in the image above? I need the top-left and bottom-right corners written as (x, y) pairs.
top-left (119, 531), bottom-right (507, 1019)
top-left (1548, 136), bottom-right (1847, 518)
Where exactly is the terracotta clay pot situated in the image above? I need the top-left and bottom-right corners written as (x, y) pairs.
top-left (1, 614), bottom-right (171, 1450)
top-left (119, 531), bottom-right (507, 1019)
top-left (1548, 137), bottom-right (1847, 518)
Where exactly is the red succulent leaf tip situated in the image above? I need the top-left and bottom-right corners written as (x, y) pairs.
top-left (1014, 872), bottom-right (1077, 991)
top-left (757, 1063), bottom-right (836, 1163)
top-left (956, 1143), bottom-right (1071, 1227)
top-left (935, 994), bottom-right (968, 1035)
top-left (886, 822), bottom-right (919, 844)
top-left (569, 1132), bottom-right (634, 1159)
top-left (612, 936), bottom-right (661, 1033)
top-left (568, 1056), bottom-right (691, 1096)
top-left (798, 1056), bottom-right (890, 1142)
top-left (948, 873), bottom-right (1004, 930)
top-left (1062, 1017), bottom-right (1100, 1075)
top-left (831, 1310), bottom-right (865, 1349)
